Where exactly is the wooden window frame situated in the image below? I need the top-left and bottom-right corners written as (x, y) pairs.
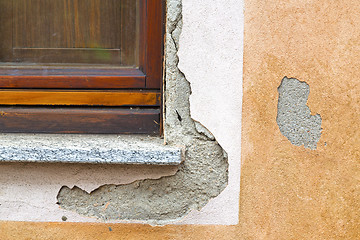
top-left (0, 0), bottom-right (164, 134)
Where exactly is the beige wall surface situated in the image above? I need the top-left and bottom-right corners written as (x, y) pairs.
top-left (177, 0), bottom-right (243, 225)
top-left (1, 0), bottom-right (360, 239)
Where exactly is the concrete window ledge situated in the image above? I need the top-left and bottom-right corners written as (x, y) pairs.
top-left (0, 134), bottom-right (183, 165)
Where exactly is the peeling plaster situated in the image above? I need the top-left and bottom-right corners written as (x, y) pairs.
top-left (277, 77), bottom-right (322, 150)
top-left (56, 0), bottom-right (229, 223)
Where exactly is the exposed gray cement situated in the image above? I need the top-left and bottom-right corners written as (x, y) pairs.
top-left (57, 0), bottom-right (229, 223)
top-left (277, 77), bottom-right (322, 150)
top-left (0, 134), bottom-right (182, 165)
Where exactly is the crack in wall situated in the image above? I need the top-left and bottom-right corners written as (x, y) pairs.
top-left (277, 76), bottom-right (322, 150)
top-left (56, 0), bottom-right (229, 224)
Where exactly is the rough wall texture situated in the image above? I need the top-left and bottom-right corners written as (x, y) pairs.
top-left (57, 0), bottom-right (229, 223)
top-left (277, 77), bottom-right (322, 150)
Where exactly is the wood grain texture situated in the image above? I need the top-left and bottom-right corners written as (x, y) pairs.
top-left (0, 0), bottom-right (162, 90)
top-left (0, 90), bottom-right (160, 106)
top-left (12, 48), bottom-right (121, 65)
top-left (0, 75), bottom-right (145, 89)
top-left (0, 0), bottom-right (12, 62)
top-left (0, 68), bottom-right (145, 88)
top-left (0, 107), bottom-right (160, 134)
top-left (120, 0), bottom-right (139, 67)
top-left (142, 0), bottom-right (165, 89)
top-left (0, 0), bottom-right (163, 135)
top-left (8, 0), bottom-right (138, 66)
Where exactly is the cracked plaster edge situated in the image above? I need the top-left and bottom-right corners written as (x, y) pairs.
top-left (63, 166), bottom-right (180, 195)
top-left (163, 0), bottom-right (218, 144)
top-left (57, 175), bottom-right (195, 227)
top-left (149, 0), bottom-right (230, 224)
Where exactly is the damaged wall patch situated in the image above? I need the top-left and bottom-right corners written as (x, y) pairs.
top-left (277, 77), bottom-right (322, 150)
top-left (56, 0), bottom-right (229, 224)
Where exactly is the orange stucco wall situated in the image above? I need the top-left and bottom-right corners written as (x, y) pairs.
top-left (240, 0), bottom-right (360, 238)
top-left (1, 0), bottom-right (359, 239)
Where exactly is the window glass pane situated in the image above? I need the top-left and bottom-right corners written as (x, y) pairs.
top-left (0, 0), bottom-right (139, 67)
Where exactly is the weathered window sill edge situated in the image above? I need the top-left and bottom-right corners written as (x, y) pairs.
top-left (0, 134), bottom-right (183, 165)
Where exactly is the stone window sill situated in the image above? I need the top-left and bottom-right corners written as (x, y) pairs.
top-left (0, 134), bottom-right (182, 165)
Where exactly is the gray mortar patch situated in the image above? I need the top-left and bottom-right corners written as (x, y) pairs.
top-left (277, 77), bottom-right (322, 150)
top-left (56, 0), bottom-right (229, 224)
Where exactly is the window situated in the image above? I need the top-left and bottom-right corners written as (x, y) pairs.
top-left (0, 0), bottom-right (164, 134)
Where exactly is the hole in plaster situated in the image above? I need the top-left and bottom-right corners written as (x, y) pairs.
top-left (277, 76), bottom-right (322, 150)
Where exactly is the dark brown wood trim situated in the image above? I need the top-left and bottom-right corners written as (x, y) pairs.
top-left (0, 90), bottom-right (160, 106)
top-left (0, 0), bottom-right (164, 90)
top-left (0, 107), bottom-right (160, 134)
top-left (0, 75), bottom-right (145, 89)
top-left (143, 0), bottom-right (165, 89)
top-left (0, 0), bottom-right (165, 91)
top-left (0, 67), bottom-right (145, 76)
top-left (0, 68), bottom-right (145, 89)
top-left (0, 0), bottom-right (164, 134)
